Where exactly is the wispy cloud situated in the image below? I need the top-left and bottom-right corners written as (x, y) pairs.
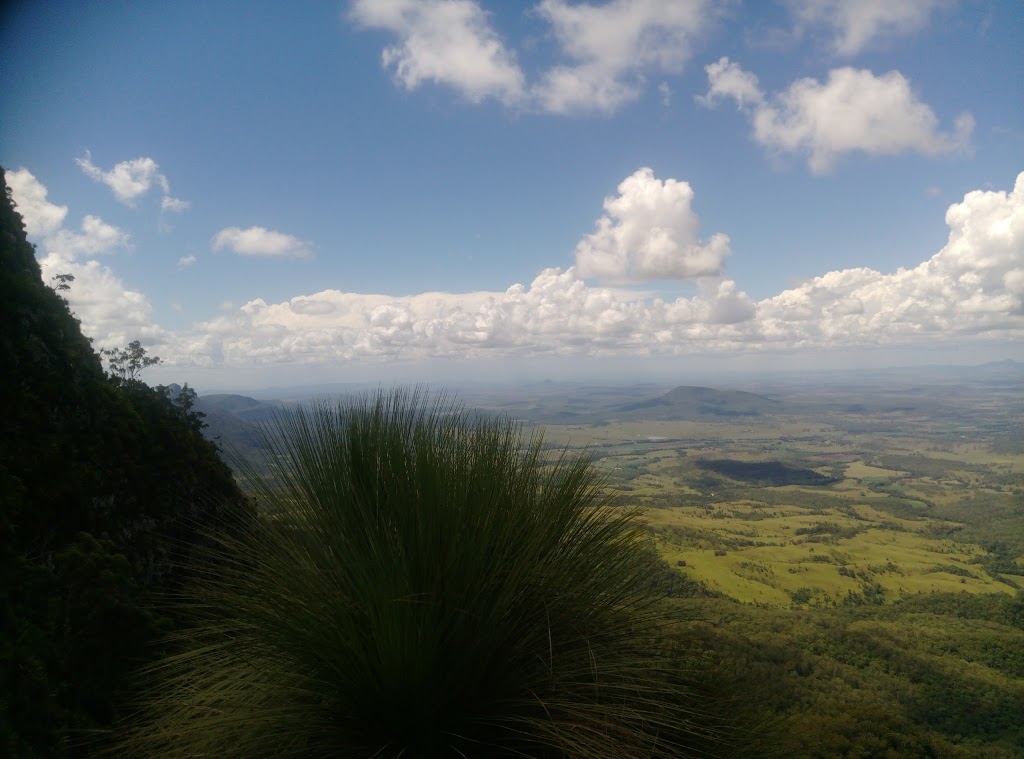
top-left (787, 0), bottom-right (951, 56)
top-left (658, 81), bottom-right (671, 107)
top-left (162, 196), bottom-right (191, 213)
top-left (76, 151), bottom-right (190, 213)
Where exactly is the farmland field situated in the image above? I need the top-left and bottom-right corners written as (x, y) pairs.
top-left (464, 365), bottom-right (1024, 609)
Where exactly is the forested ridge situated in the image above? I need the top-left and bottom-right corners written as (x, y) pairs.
top-left (1, 169), bottom-right (249, 756)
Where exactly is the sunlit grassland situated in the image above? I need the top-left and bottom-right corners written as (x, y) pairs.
top-left (840, 460), bottom-right (908, 480)
top-left (539, 405), bottom-right (1023, 608)
top-left (646, 502), bottom-right (1012, 605)
top-left (536, 419), bottom-right (839, 448)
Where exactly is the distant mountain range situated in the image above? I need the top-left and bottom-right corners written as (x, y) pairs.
top-left (617, 385), bottom-right (780, 419)
top-left (192, 383), bottom-right (787, 468)
top-left (191, 393), bottom-right (285, 463)
top-left (194, 360), bottom-right (1022, 469)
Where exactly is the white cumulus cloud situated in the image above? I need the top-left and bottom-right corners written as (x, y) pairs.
top-left (574, 168), bottom-right (730, 281)
top-left (8, 165), bottom-right (1022, 373)
top-left (183, 266), bottom-right (762, 368)
top-left (180, 171), bottom-right (1022, 368)
top-left (349, 0), bottom-right (713, 115)
top-left (701, 57), bottom-right (973, 173)
top-left (177, 254), bottom-right (197, 269)
top-left (48, 215), bottom-right (132, 258)
top-left (349, 0), bottom-right (524, 105)
top-left (788, 0), bottom-right (950, 56)
top-left (7, 168), bottom-right (162, 349)
top-left (38, 250), bottom-right (163, 350)
top-left (4, 168), bottom-right (68, 237)
top-left (758, 172), bottom-right (1024, 344)
top-left (212, 226), bottom-right (312, 258)
top-left (533, 0), bottom-right (710, 114)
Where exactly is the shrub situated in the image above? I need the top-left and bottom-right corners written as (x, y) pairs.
top-left (119, 391), bottom-right (757, 758)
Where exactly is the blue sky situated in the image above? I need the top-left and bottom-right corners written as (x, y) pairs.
top-left (2, 0), bottom-right (1022, 390)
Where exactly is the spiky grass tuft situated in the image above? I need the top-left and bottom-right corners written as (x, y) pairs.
top-left (119, 390), bottom-right (756, 757)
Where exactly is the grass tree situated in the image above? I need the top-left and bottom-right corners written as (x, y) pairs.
top-left (119, 390), bottom-right (762, 758)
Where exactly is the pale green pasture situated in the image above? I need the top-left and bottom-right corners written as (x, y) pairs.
top-left (843, 460), bottom-right (907, 479)
top-left (544, 410), bottom-right (1022, 607)
top-left (645, 502), bottom-right (1015, 606)
top-left (539, 419), bottom-right (830, 447)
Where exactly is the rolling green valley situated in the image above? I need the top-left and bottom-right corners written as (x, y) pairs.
top-left (518, 379), bottom-right (1024, 607)
top-left (185, 372), bottom-right (1024, 757)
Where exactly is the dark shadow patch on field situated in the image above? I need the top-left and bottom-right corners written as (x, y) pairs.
top-left (696, 459), bottom-right (839, 487)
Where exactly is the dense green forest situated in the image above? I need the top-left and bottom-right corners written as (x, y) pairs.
top-left (1, 170), bottom-right (250, 756)
top-left (3, 166), bottom-right (1023, 757)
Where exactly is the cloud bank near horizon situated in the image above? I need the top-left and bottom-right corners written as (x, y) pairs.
top-left (8, 166), bottom-right (1023, 372)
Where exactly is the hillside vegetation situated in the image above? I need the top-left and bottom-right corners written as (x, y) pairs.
top-left (1, 169), bottom-right (250, 756)
top-left (520, 374), bottom-right (1024, 756)
top-left (119, 392), bottom-right (771, 758)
